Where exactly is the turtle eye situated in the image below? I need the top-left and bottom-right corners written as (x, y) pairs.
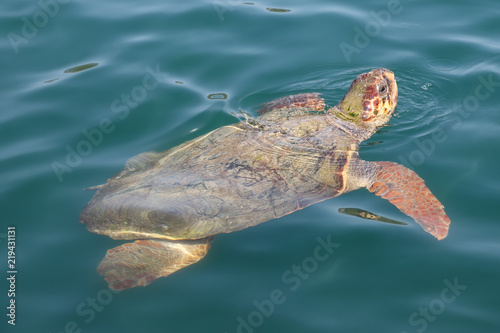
top-left (380, 85), bottom-right (387, 93)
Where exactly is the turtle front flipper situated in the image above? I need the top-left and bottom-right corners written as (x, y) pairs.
top-left (97, 237), bottom-right (213, 290)
top-left (257, 93), bottom-right (325, 115)
top-left (366, 161), bottom-right (451, 240)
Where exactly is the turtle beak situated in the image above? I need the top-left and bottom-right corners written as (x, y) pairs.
top-left (376, 68), bottom-right (398, 119)
top-left (385, 70), bottom-right (398, 107)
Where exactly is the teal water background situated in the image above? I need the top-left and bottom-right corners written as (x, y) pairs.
top-left (1, 0), bottom-right (500, 332)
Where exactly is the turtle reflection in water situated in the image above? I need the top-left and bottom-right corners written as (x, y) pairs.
top-left (80, 68), bottom-right (451, 290)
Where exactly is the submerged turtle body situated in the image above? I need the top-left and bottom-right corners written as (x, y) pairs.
top-left (83, 101), bottom-right (372, 241)
top-left (80, 68), bottom-right (451, 290)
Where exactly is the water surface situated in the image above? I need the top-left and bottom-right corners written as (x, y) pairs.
top-left (1, 0), bottom-right (499, 332)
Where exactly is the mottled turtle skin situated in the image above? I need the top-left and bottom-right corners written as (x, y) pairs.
top-left (80, 68), bottom-right (451, 290)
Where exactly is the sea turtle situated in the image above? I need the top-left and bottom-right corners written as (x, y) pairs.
top-left (80, 68), bottom-right (451, 290)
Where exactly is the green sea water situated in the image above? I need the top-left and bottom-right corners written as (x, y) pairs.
top-left (1, 0), bottom-right (499, 332)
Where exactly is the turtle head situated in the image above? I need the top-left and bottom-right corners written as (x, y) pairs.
top-left (334, 68), bottom-right (398, 128)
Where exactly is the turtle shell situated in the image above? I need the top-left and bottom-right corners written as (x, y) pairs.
top-left (80, 108), bottom-right (359, 241)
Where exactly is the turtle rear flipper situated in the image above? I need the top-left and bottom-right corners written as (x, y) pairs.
top-left (97, 237), bottom-right (213, 290)
top-left (367, 161), bottom-right (451, 240)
